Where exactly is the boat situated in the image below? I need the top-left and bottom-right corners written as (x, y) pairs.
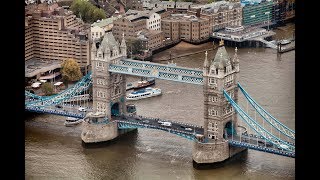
top-left (126, 78), bottom-right (155, 91)
top-left (64, 117), bottom-right (84, 127)
top-left (126, 87), bottom-right (161, 101)
top-left (279, 39), bottom-right (291, 45)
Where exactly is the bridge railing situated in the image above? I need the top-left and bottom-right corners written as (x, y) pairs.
top-left (223, 90), bottom-right (295, 152)
top-left (237, 83), bottom-right (295, 140)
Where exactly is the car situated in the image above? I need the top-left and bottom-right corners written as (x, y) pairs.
top-left (134, 116), bottom-right (142, 120)
top-left (185, 127), bottom-right (192, 131)
top-left (161, 122), bottom-right (171, 127)
top-left (142, 120), bottom-right (149, 123)
top-left (78, 107), bottom-right (86, 112)
top-left (180, 125), bottom-right (186, 128)
top-left (55, 105), bottom-right (62, 108)
top-left (278, 144), bottom-right (289, 150)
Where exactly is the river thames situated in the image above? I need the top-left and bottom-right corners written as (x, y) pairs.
top-left (25, 24), bottom-right (295, 179)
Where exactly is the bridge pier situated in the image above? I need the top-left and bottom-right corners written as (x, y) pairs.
top-left (192, 140), bottom-right (246, 169)
top-left (81, 113), bottom-right (119, 143)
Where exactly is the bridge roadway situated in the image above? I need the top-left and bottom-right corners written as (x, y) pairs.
top-left (25, 105), bottom-right (295, 157)
top-left (227, 134), bottom-right (295, 158)
top-left (115, 114), bottom-right (204, 135)
top-left (25, 104), bottom-right (92, 119)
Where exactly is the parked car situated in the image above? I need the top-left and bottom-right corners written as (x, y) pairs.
top-left (55, 105), bottom-right (62, 108)
top-left (78, 107), bottom-right (86, 112)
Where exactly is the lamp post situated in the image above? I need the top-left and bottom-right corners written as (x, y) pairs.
top-left (265, 11), bottom-right (270, 31)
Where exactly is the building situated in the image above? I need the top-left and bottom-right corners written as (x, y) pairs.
top-left (273, 0), bottom-right (295, 23)
top-left (90, 32), bottom-right (127, 121)
top-left (25, 2), bottom-right (90, 76)
top-left (188, 0), bottom-right (242, 33)
top-left (112, 12), bottom-right (148, 41)
top-left (203, 39), bottom-right (240, 141)
top-left (130, 0), bottom-right (144, 10)
top-left (143, 0), bottom-right (193, 13)
top-left (161, 14), bottom-right (210, 43)
top-left (146, 7), bottom-right (171, 19)
top-left (197, 39), bottom-right (241, 163)
top-left (137, 29), bottom-right (164, 51)
top-left (242, 0), bottom-right (273, 27)
top-left (90, 16), bottom-right (120, 41)
top-left (126, 9), bottom-right (161, 31)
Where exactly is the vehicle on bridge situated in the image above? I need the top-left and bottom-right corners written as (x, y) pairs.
top-left (126, 87), bottom-right (161, 101)
top-left (161, 122), bottom-right (172, 127)
top-left (78, 107), bottom-right (86, 112)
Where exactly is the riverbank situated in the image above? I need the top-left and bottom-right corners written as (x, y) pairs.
top-left (152, 41), bottom-right (216, 62)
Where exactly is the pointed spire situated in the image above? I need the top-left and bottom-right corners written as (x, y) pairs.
top-left (203, 51), bottom-right (209, 68)
top-left (120, 32), bottom-right (126, 47)
top-left (233, 46), bottom-right (239, 63)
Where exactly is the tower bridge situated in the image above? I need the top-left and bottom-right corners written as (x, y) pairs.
top-left (25, 32), bottom-right (295, 168)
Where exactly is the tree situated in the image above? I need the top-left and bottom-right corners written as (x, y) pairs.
top-left (61, 58), bottom-right (83, 87)
top-left (126, 39), bottom-right (143, 56)
top-left (41, 82), bottom-right (54, 96)
top-left (71, 0), bottom-right (106, 23)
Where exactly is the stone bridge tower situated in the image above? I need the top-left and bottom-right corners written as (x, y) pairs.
top-left (193, 40), bottom-right (246, 167)
top-left (81, 32), bottom-right (127, 143)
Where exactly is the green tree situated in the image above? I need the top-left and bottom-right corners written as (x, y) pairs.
top-left (126, 39), bottom-right (143, 56)
top-left (71, 0), bottom-right (106, 23)
top-left (61, 58), bottom-right (83, 87)
top-left (41, 82), bottom-right (54, 96)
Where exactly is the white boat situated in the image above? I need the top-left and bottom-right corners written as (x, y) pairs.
top-left (64, 117), bottom-right (84, 127)
top-left (279, 39), bottom-right (291, 45)
top-left (126, 87), bottom-right (162, 101)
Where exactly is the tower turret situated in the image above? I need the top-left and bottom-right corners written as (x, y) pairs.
top-left (203, 51), bottom-right (210, 76)
top-left (120, 32), bottom-right (127, 56)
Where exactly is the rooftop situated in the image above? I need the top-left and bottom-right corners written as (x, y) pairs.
top-left (91, 16), bottom-right (120, 28)
top-left (25, 59), bottom-right (61, 78)
top-left (191, 0), bottom-right (241, 13)
top-left (97, 32), bottom-right (120, 53)
top-left (137, 29), bottom-right (163, 40)
top-left (163, 14), bottom-right (207, 22)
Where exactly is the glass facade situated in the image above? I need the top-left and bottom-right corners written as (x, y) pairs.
top-left (242, 0), bottom-right (273, 26)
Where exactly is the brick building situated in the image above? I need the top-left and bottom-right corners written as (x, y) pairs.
top-left (161, 14), bottom-right (210, 43)
top-left (25, 2), bottom-right (90, 72)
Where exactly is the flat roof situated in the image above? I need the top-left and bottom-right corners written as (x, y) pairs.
top-left (216, 26), bottom-right (268, 36)
top-left (25, 59), bottom-right (62, 78)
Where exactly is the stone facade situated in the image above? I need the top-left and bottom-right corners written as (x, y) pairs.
top-left (193, 140), bottom-right (229, 163)
top-left (82, 119), bottom-right (119, 143)
top-left (193, 40), bottom-right (242, 164)
top-left (91, 32), bottom-right (127, 120)
top-left (81, 32), bottom-right (128, 143)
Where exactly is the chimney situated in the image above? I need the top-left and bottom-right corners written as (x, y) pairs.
top-left (196, 8), bottom-right (201, 18)
top-left (119, 4), bottom-right (125, 14)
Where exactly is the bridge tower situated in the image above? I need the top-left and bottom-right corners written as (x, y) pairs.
top-left (193, 40), bottom-right (246, 167)
top-left (81, 32), bottom-right (128, 143)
